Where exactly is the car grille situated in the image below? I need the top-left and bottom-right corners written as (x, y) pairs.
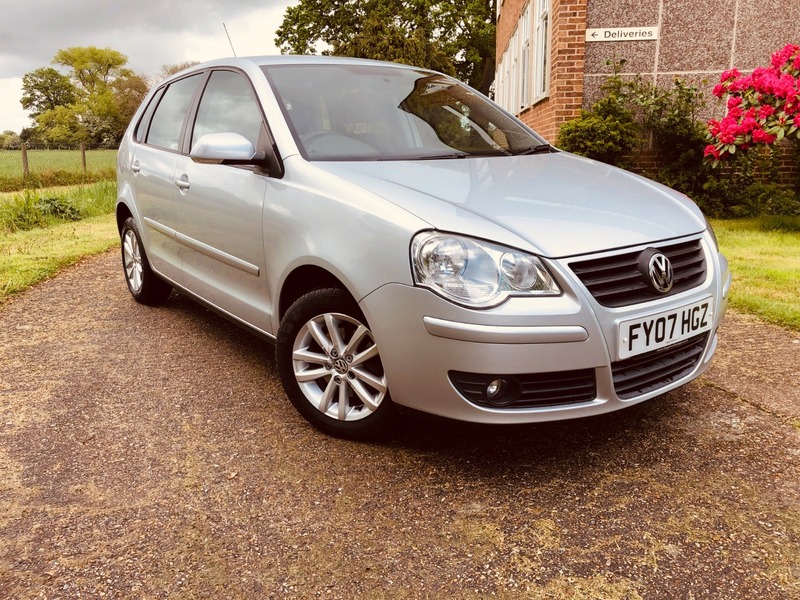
top-left (450, 369), bottom-right (597, 409)
top-left (611, 333), bottom-right (709, 399)
top-left (569, 239), bottom-right (706, 307)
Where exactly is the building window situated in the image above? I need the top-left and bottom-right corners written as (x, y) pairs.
top-left (520, 4), bottom-right (531, 109)
top-left (495, 0), bottom-right (549, 115)
top-left (533, 0), bottom-right (550, 101)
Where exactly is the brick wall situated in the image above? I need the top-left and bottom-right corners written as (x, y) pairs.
top-left (496, 0), bottom-right (529, 54)
top-left (498, 0), bottom-right (588, 142)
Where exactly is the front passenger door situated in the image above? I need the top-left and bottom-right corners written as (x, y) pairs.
top-left (173, 69), bottom-right (272, 331)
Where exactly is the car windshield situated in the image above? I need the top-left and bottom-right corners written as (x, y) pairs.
top-left (262, 63), bottom-right (546, 161)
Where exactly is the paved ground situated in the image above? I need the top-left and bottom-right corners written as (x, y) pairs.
top-left (0, 251), bottom-right (799, 599)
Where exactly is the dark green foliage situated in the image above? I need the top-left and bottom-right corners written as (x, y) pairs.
top-left (557, 111), bottom-right (639, 167)
top-left (697, 145), bottom-right (800, 217)
top-left (20, 67), bottom-right (77, 117)
top-left (741, 182), bottom-right (800, 217)
top-left (641, 79), bottom-right (711, 198)
top-left (557, 62), bottom-right (641, 167)
top-left (702, 179), bottom-right (800, 218)
top-left (35, 196), bottom-right (81, 221)
top-left (558, 63), bottom-right (708, 183)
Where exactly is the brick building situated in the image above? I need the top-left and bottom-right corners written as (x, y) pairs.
top-left (495, 0), bottom-right (800, 142)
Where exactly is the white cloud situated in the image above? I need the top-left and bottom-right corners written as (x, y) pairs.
top-left (0, 79), bottom-right (28, 133)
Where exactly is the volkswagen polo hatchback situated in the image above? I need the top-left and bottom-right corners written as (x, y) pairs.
top-left (117, 55), bottom-right (731, 438)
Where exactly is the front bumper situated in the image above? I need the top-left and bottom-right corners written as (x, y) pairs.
top-left (359, 237), bottom-right (730, 424)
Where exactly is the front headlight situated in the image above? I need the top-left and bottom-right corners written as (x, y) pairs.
top-left (411, 231), bottom-right (560, 307)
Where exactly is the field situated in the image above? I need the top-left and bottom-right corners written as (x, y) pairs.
top-left (0, 148), bottom-right (118, 177)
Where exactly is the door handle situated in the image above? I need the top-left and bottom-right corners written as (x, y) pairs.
top-left (174, 175), bottom-right (190, 190)
top-left (131, 161), bottom-right (141, 174)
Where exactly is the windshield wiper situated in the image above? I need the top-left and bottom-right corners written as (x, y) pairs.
top-left (417, 152), bottom-right (468, 160)
top-left (512, 143), bottom-right (556, 156)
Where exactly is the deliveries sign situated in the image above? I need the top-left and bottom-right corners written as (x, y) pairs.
top-left (585, 27), bottom-right (659, 42)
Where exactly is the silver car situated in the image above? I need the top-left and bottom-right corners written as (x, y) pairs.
top-left (117, 56), bottom-right (731, 438)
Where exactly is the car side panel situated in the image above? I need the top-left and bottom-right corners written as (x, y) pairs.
top-left (173, 157), bottom-right (272, 332)
top-left (127, 145), bottom-right (183, 284)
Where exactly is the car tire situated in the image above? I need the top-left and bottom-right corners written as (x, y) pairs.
top-left (276, 288), bottom-right (394, 439)
top-left (120, 217), bottom-right (172, 305)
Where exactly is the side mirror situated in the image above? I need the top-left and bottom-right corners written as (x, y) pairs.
top-left (190, 132), bottom-right (259, 164)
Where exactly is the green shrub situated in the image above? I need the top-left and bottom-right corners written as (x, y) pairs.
top-left (557, 112), bottom-right (639, 166)
top-left (0, 191), bottom-right (46, 231)
top-left (0, 181), bottom-right (116, 233)
top-left (35, 196), bottom-right (81, 221)
top-left (639, 79), bottom-right (711, 197)
top-left (736, 182), bottom-right (800, 217)
top-left (557, 61), bottom-right (640, 166)
top-left (695, 145), bottom-right (800, 217)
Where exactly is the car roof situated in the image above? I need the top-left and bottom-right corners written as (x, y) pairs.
top-left (181, 54), bottom-right (427, 74)
top-left (157, 55), bottom-right (436, 89)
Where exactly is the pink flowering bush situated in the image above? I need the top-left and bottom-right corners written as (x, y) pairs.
top-left (705, 44), bottom-right (800, 165)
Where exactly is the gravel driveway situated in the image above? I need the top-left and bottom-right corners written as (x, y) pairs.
top-left (1, 251), bottom-right (799, 599)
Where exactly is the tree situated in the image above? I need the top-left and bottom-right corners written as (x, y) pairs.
top-left (113, 72), bottom-right (149, 127)
top-left (34, 104), bottom-right (90, 146)
top-left (151, 61), bottom-right (201, 86)
top-left (19, 46), bottom-right (151, 148)
top-left (275, 0), bottom-right (496, 95)
top-left (20, 67), bottom-right (77, 117)
top-left (0, 130), bottom-right (22, 149)
top-left (52, 46), bottom-right (130, 95)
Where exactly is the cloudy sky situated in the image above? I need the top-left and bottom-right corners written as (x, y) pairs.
top-left (0, 0), bottom-right (294, 132)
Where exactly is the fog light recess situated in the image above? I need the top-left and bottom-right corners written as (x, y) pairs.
top-left (484, 377), bottom-right (521, 406)
top-left (449, 369), bottom-right (597, 409)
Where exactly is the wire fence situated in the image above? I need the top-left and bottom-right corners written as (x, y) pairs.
top-left (0, 144), bottom-right (117, 191)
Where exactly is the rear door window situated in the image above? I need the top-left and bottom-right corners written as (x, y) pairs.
top-left (134, 87), bottom-right (164, 143)
top-left (146, 74), bottom-right (203, 151)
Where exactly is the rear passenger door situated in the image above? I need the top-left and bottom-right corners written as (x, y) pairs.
top-left (173, 69), bottom-right (272, 330)
top-left (130, 73), bottom-right (204, 284)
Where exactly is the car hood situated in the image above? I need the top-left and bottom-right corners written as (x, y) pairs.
top-left (314, 152), bottom-right (706, 258)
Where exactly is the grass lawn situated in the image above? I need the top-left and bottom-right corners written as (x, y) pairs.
top-left (0, 214), bottom-right (118, 301)
top-left (0, 148), bottom-right (118, 177)
top-left (0, 182), bottom-right (118, 303)
top-left (711, 218), bottom-right (800, 330)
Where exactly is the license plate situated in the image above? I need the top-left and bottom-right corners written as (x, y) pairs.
top-left (618, 298), bottom-right (713, 360)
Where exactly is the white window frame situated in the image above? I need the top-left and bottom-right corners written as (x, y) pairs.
top-left (519, 4), bottom-right (531, 110)
top-left (495, 0), bottom-right (550, 114)
top-left (532, 0), bottom-right (550, 103)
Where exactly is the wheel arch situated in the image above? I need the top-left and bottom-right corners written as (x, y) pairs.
top-left (278, 265), bottom-right (351, 321)
top-left (116, 202), bottom-right (134, 233)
